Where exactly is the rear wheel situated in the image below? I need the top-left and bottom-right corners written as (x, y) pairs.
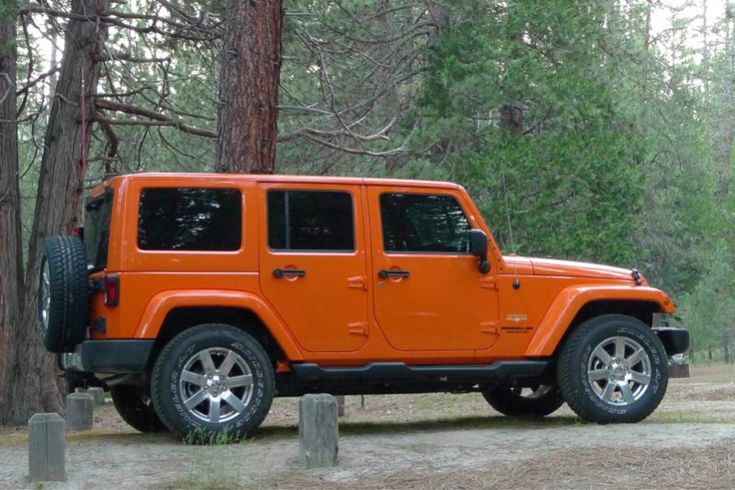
top-left (557, 314), bottom-right (668, 424)
top-left (482, 384), bottom-right (564, 417)
top-left (151, 324), bottom-right (275, 443)
top-left (38, 236), bottom-right (88, 353)
top-left (110, 385), bottom-right (167, 433)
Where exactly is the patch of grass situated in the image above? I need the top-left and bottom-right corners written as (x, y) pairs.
top-left (651, 411), bottom-right (735, 424)
top-left (182, 428), bottom-right (243, 446)
top-left (66, 430), bottom-right (171, 444)
top-left (0, 431), bottom-right (26, 447)
top-left (162, 474), bottom-right (242, 490)
top-left (163, 437), bottom-right (250, 489)
top-left (336, 414), bottom-right (581, 435)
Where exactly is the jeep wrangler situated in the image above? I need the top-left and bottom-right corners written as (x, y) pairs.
top-left (38, 173), bottom-right (688, 439)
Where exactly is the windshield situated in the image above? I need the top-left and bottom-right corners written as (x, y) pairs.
top-left (85, 187), bottom-right (113, 272)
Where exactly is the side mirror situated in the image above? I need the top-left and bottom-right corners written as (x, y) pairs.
top-left (469, 229), bottom-right (491, 274)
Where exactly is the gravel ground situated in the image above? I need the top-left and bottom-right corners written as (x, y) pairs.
top-left (2, 364), bottom-right (735, 489)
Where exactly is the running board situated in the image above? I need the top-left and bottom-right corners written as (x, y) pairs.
top-left (291, 361), bottom-right (548, 383)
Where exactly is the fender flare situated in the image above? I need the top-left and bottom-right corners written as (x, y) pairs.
top-left (524, 285), bottom-right (675, 357)
top-left (134, 289), bottom-right (304, 361)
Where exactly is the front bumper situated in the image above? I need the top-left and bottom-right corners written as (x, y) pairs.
top-left (652, 327), bottom-right (689, 356)
top-left (60, 340), bottom-right (154, 374)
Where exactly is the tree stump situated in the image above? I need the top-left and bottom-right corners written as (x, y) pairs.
top-left (669, 363), bottom-right (690, 378)
top-left (66, 392), bottom-right (94, 431)
top-left (299, 394), bottom-right (338, 469)
top-left (28, 413), bottom-right (66, 482)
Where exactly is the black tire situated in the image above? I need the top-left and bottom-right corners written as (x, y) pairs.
top-left (38, 236), bottom-right (88, 353)
top-left (482, 384), bottom-right (564, 417)
top-left (110, 385), bottom-right (167, 433)
top-left (557, 314), bottom-right (668, 424)
top-left (151, 324), bottom-right (275, 443)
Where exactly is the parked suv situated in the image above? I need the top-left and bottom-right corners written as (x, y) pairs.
top-left (39, 173), bottom-right (688, 439)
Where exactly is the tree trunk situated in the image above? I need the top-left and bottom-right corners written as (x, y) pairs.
top-left (0, 4), bottom-right (23, 423)
top-left (215, 0), bottom-right (283, 174)
top-left (719, 13), bottom-right (734, 196)
top-left (2, 0), bottom-right (109, 424)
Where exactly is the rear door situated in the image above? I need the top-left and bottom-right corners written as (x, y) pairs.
top-left (368, 187), bottom-right (498, 351)
top-left (258, 184), bottom-right (369, 352)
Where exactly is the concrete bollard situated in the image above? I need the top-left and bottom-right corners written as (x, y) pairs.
top-left (66, 392), bottom-right (94, 432)
top-left (28, 413), bottom-right (66, 482)
top-left (88, 387), bottom-right (105, 406)
top-left (299, 394), bottom-right (339, 469)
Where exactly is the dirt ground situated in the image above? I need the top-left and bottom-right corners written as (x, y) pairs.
top-left (3, 365), bottom-right (735, 489)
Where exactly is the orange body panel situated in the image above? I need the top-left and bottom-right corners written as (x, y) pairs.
top-left (87, 173), bottom-right (675, 367)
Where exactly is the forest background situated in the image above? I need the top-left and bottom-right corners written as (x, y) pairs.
top-left (0, 0), bottom-right (733, 423)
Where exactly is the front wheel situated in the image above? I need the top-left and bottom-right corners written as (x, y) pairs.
top-left (151, 324), bottom-right (275, 443)
top-left (482, 384), bottom-right (564, 417)
top-left (557, 314), bottom-right (668, 424)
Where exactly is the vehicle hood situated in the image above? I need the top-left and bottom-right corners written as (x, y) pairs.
top-left (504, 256), bottom-right (638, 282)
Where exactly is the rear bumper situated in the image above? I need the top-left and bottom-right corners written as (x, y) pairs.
top-left (652, 327), bottom-right (689, 356)
top-left (60, 340), bottom-right (154, 374)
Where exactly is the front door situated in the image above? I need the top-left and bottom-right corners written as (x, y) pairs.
top-left (259, 184), bottom-right (369, 352)
top-left (368, 188), bottom-right (498, 351)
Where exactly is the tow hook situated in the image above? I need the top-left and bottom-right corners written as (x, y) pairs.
top-left (631, 269), bottom-right (642, 286)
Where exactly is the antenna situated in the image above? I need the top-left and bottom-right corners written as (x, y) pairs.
top-left (500, 166), bottom-right (521, 289)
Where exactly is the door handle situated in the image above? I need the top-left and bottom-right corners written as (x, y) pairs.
top-left (273, 268), bottom-right (306, 278)
top-left (378, 269), bottom-right (410, 279)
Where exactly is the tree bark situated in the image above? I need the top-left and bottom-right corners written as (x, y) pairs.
top-left (215, 0), bottom-right (283, 174)
top-left (2, 0), bottom-right (110, 424)
top-left (0, 3), bottom-right (23, 424)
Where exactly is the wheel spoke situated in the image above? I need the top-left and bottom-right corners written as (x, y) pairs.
top-left (184, 389), bottom-right (208, 409)
top-left (630, 371), bottom-right (651, 386)
top-left (588, 369), bottom-right (610, 382)
top-left (620, 383), bottom-right (635, 404)
top-left (592, 345), bottom-right (613, 365)
top-left (626, 348), bottom-right (646, 367)
top-left (199, 350), bottom-right (217, 375)
top-left (218, 351), bottom-right (237, 376)
top-left (614, 337), bottom-right (626, 359)
top-left (222, 390), bottom-right (246, 414)
top-left (180, 370), bottom-right (206, 387)
top-left (227, 374), bottom-right (253, 388)
top-left (209, 398), bottom-right (221, 423)
top-left (600, 381), bottom-right (616, 402)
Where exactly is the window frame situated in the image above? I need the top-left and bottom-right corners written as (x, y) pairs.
top-left (136, 186), bottom-right (244, 253)
top-left (378, 191), bottom-right (473, 256)
top-left (266, 188), bottom-right (357, 254)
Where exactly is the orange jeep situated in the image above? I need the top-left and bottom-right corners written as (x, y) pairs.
top-left (38, 173), bottom-right (688, 439)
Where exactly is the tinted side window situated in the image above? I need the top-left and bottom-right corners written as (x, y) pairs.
top-left (138, 188), bottom-right (242, 251)
top-left (268, 190), bottom-right (354, 251)
top-left (380, 193), bottom-right (471, 253)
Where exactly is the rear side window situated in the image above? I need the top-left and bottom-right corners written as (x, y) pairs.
top-left (267, 190), bottom-right (354, 251)
top-left (138, 188), bottom-right (242, 251)
top-left (380, 193), bottom-right (471, 253)
top-left (85, 187), bottom-right (113, 271)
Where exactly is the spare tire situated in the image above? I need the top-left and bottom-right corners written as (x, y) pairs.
top-left (38, 236), bottom-right (89, 353)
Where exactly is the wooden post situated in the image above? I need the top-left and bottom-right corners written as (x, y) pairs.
top-left (28, 413), bottom-right (66, 482)
top-left (299, 394), bottom-right (338, 468)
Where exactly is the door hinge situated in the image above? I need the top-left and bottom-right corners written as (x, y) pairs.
top-left (348, 321), bottom-right (369, 336)
top-left (479, 277), bottom-right (497, 290)
top-left (347, 276), bottom-right (367, 290)
top-left (480, 321), bottom-right (498, 334)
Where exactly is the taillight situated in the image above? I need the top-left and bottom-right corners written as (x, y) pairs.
top-left (104, 275), bottom-right (120, 306)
